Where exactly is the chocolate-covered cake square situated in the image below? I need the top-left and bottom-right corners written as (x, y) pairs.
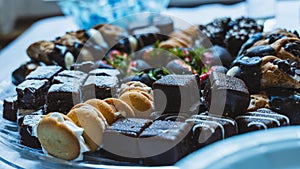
top-left (16, 79), bottom-right (50, 109)
top-left (235, 108), bottom-right (290, 134)
top-left (204, 72), bottom-right (250, 118)
top-left (139, 120), bottom-right (192, 166)
top-left (19, 114), bottom-right (44, 149)
top-left (25, 65), bottom-right (62, 81)
top-left (191, 113), bottom-right (238, 138)
top-left (82, 75), bottom-right (118, 101)
top-left (47, 83), bottom-right (81, 113)
top-left (153, 74), bottom-right (200, 114)
top-left (186, 118), bottom-right (226, 151)
top-left (3, 95), bottom-right (18, 122)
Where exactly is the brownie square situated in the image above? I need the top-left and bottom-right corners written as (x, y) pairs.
top-left (16, 79), bottom-right (50, 109)
top-left (139, 120), bottom-right (192, 165)
top-left (53, 70), bottom-right (88, 85)
top-left (89, 68), bottom-right (121, 78)
top-left (19, 114), bottom-right (44, 149)
top-left (82, 75), bottom-right (118, 101)
top-left (46, 83), bottom-right (81, 114)
top-left (25, 65), bottom-right (63, 81)
top-left (204, 72), bottom-right (250, 118)
top-left (153, 74), bottom-right (200, 114)
top-left (3, 95), bottom-right (18, 122)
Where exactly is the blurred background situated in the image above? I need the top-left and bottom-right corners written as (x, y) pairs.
top-left (0, 0), bottom-right (244, 50)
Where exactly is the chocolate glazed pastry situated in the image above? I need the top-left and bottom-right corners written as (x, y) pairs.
top-left (11, 61), bottom-right (40, 85)
top-left (107, 33), bottom-right (168, 55)
top-left (267, 88), bottom-right (300, 125)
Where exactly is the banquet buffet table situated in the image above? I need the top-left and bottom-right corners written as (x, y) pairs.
top-left (0, 0), bottom-right (299, 168)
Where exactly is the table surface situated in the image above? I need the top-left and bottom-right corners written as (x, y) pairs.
top-left (0, 0), bottom-right (299, 168)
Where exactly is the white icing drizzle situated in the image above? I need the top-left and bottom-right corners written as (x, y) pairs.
top-left (236, 115), bottom-right (280, 126)
top-left (186, 119), bottom-right (225, 139)
top-left (64, 52), bottom-right (74, 70)
top-left (192, 114), bottom-right (235, 125)
top-left (88, 29), bottom-right (108, 48)
top-left (247, 121), bottom-right (268, 130)
top-left (249, 112), bottom-right (290, 125)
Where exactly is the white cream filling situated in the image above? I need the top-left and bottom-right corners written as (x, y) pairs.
top-left (64, 52), bottom-right (74, 70)
top-left (33, 112), bottom-right (90, 161)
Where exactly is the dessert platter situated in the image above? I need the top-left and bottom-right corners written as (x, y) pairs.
top-left (0, 14), bottom-right (300, 168)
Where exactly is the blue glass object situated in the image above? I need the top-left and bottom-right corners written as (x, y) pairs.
top-left (57, 0), bottom-right (170, 29)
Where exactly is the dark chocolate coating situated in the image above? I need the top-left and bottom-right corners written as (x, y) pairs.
top-left (186, 118), bottom-right (224, 151)
top-left (267, 88), bottom-right (300, 125)
top-left (140, 120), bottom-right (192, 166)
top-left (249, 108), bottom-right (290, 126)
top-left (235, 114), bottom-right (280, 134)
top-left (3, 95), bottom-right (18, 122)
top-left (210, 45), bottom-right (233, 68)
top-left (46, 83), bottom-right (81, 113)
top-left (237, 32), bottom-right (263, 56)
top-left (19, 114), bottom-right (44, 149)
top-left (82, 75), bottom-right (119, 101)
top-left (102, 118), bottom-right (152, 163)
top-left (153, 75), bottom-right (201, 114)
top-left (191, 113), bottom-right (237, 138)
top-left (241, 45), bottom-right (276, 58)
top-left (204, 72), bottom-right (250, 118)
top-left (110, 118), bottom-right (152, 137)
top-left (16, 79), bottom-right (50, 109)
top-left (232, 56), bottom-right (262, 94)
top-left (154, 113), bottom-right (189, 122)
top-left (11, 61), bottom-right (40, 85)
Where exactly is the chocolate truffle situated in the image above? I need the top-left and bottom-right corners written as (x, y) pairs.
top-left (153, 75), bottom-right (201, 114)
top-left (82, 75), bottom-right (118, 101)
top-left (16, 79), bottom-right (50, 109)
